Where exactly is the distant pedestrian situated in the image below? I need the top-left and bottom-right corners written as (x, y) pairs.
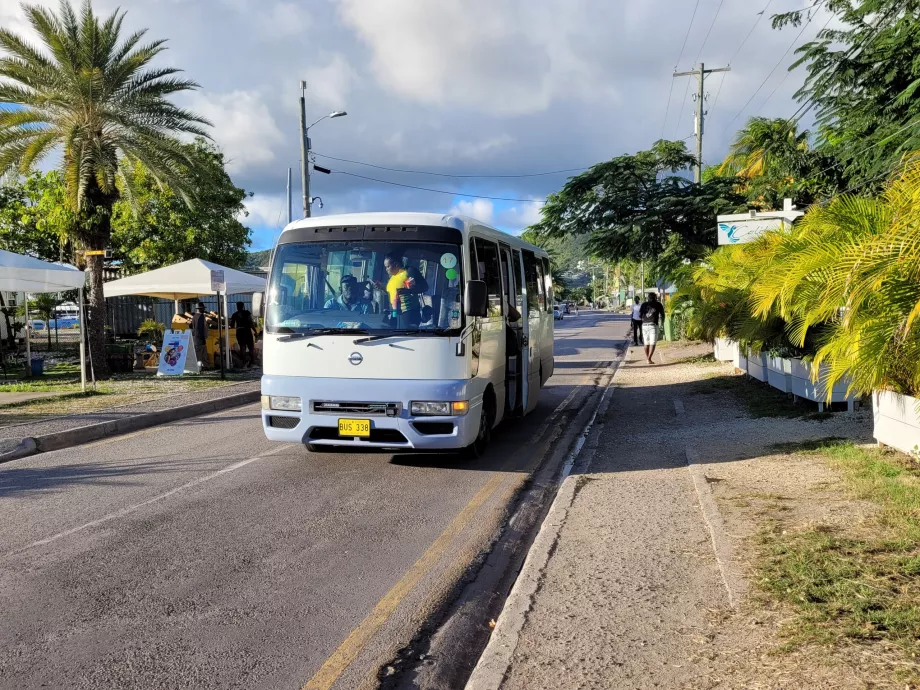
top-left (191, 302), bottom-right (209, 368)
top-left (630, 296), bottom-right (643, 346)
top-left (229, 301), bottom-right (257, 367)
top-left (640, 292), bottom-right (665, 364)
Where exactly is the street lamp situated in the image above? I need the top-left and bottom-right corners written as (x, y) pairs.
top-left (298, 80), bottom-right (348, 218)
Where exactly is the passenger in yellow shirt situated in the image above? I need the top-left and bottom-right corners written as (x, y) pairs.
top-left (383, 252), bottom-right (428, 327)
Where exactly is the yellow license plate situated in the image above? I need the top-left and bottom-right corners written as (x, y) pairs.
top-left (338, 418), bottom-right (371, 437)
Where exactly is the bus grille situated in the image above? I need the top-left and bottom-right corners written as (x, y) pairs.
top-left (311, 401), bottom-right (400, 417)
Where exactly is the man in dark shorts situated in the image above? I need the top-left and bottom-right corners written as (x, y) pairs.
top-left (229, 301), bottom-right (257, 367)
top-left (639, 292), bottom-right (665, 365)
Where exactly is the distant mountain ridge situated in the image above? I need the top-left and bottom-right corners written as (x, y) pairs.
top-left (245, 249), bottom-right (271, 270)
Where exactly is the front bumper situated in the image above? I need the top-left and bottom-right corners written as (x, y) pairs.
top-left (260, 375), bottom-right (481, 450)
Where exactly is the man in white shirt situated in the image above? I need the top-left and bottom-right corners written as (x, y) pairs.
top-left (630, 296), bottom-right (643, 346)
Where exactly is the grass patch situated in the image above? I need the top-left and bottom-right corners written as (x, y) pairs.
top-left (758, 438), bottom-right (920, 669)
top-left (700, 375), bottom-right (809, 418)
top-left (671, 353), bottom-right (719, 365)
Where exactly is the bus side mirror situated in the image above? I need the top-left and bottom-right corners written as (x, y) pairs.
top-left (252, 292), bottom-right (264, 319)
top-left (465, 280), bottom-right (488, 317)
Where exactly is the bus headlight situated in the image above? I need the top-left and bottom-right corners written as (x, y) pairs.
top-left (266, 395), bottom-right (302, 411)
top-left (411, 401), bottom-right (469, 416)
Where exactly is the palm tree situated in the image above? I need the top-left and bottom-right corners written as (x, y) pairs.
top-left (0, 0), bottom-right (209, 376)
top-left (717, 117), bottom-right (825, 210)
top-left (719, 117), bottom-right (811, 179)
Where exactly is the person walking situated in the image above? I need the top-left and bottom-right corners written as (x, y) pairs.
top-left (190, 302), bottom-right (209, 369)
top-left (639, 292), bottom-right (665, 364)
top-left (229, 301), bottom-right (257, 367)
top-left (630, 296), bottom-right (643, 346)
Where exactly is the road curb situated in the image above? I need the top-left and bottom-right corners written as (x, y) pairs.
top-left (464, 352), bottom-right (622, 690)
top-left (0, 390), bottom-right (260, 464)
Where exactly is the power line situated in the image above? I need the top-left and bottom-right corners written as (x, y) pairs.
top-left (662, 0), bottom-right (701, 138)
top-left (728, 0), bottom-right (775, 67)
top-left (313, 152), bottom-right (589, 178)
top-left (709, 0), bottom-right (775, 121)
top-left (693, 0), bottom-right (726, 65)
top-left (757, 13), bottom-right (834, 114)
top-left (330, 170), bottom-right (547, 203)
top-left (721, 8), bottom-right (825, 133)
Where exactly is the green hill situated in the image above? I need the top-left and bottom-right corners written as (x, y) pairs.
top-left (245, 249), bottom-right (271, 270)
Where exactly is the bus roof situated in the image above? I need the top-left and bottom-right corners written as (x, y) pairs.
top-left (277, 212), bottom-right (547, 256)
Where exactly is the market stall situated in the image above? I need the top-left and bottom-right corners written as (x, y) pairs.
top-left (0, 249), bottom-right (87, 387)
top-left (102, 259), bottom-right (266, 369)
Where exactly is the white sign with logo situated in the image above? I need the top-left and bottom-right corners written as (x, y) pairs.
top-left (210, 269), bottom-right (226, 292)
top-left (717, 202), bottom-right (805, 246)
top-left (157, 329), bottom-right (200, 376)
top-left (717, 218), bottom-right (788, 245)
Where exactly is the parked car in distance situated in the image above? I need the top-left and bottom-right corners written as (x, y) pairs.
top-left (553, 306), bottom-right (563, 320)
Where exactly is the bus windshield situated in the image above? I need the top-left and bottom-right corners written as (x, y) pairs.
top-left (266, 241), bottom-right (464, 335)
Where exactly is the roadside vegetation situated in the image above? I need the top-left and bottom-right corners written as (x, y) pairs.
top-left (758, 439), bottom-right (920, 681)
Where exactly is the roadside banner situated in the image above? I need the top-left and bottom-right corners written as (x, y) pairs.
top-left (157, 329), bottom-right (200, 376)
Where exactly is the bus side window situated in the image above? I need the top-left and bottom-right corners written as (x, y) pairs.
top-left (534, 259), bottom-right (547, 311)
top-left (472, 237), bottom-right (503, 318)
top-left (541, 257), bottom-right (554, 312)
top-left (522, 251), bottom-right (540, 313)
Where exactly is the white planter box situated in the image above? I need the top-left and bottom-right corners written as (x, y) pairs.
top-left (735, 347), bottom-right (748, 373)
top-left (767, 355), bottom-right (793, 393)
top-left (714, 337), bottom-right (738, 362)
top-left (790, 358), bottom-right (856, 411)
top-left (747, 350), bottom-right (768, 382)
top-left (874, 391), bottom-right (920, 456)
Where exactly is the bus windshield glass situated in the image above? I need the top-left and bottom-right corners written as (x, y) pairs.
top-left (266, 241), bottom-right (464, 335)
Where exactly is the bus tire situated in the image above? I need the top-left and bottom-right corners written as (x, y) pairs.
top-left (465, 394), bottom-right (494, 459)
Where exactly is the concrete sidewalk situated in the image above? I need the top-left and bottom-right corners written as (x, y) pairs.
top-left (0, 380), bottom-right (260, 460)
top-left (468, 340), bottom-right (874, 690)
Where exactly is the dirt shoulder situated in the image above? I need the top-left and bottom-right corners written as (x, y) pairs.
top-left (487, 339), bottom-right (920, 689)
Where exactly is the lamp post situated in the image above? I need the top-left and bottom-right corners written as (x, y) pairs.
top-left (298, 84), bottom-right (346, 218)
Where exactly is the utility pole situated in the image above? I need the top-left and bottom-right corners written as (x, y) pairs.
top-left (298, 81), bottom-right (310, 218)
top-left (673, 62), bottom-right (730, 183)
top-left (286, 167), bottom-right (292, 225)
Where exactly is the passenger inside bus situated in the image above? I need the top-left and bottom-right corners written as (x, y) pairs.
top-left (382, 251), bottom-right (428, 327)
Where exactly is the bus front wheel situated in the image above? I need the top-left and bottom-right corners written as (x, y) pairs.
top-left (465, 398), bottom-right (493, 459)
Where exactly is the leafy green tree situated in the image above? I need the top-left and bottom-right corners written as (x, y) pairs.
top-left (774, 0), bottom-right (920, 189)
top-left (112, 140), bottom-right (251, 273)
top-left (533, 140), bottom-right (746, 278)
top-left (0, 0), bottom-right (210, 377)
top-left (0, 171), bottom-right (74, 261)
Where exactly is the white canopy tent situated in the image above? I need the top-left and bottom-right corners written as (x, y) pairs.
top-left (103, 259), bottom-right (266, 368)
top-left (0, 249), bottom-right (87, 389)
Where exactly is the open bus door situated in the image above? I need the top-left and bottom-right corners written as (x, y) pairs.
top-left (499, 244), bottom-right (528, 416)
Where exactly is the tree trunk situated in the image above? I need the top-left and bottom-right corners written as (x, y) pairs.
top-left (85, 248), bottom-right (111, 379)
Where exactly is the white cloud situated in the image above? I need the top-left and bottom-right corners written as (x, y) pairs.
top-left (183, 91), bottom-right (284, 173)
top-left (304, 54), bottom-right (359, 109)
top-left (496, 202), bottom-right (544, 233)
top-left (450, 199), bottom-right (494, 224)
top-left (337, 0), bottom-right (620, 116)
top-left (243, 193), bottom-right (289, 228)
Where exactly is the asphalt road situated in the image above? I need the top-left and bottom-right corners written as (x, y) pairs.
top-left (0, 312), bottom-right (626, 690)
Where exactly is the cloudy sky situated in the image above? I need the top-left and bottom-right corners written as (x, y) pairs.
top-left (1, 0), bottom-right (828, 250)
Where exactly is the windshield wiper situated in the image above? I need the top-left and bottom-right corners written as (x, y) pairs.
top-left (353, 329), bottom-right (451, 344)
top-left (277, 327), bottom-right (369, 342)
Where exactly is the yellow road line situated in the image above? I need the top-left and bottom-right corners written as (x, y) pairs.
top-left (302, 472), bottom-right (507, 690)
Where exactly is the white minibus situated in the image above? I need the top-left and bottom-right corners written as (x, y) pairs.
top-left (255, 212), bottom-right (554, 456)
